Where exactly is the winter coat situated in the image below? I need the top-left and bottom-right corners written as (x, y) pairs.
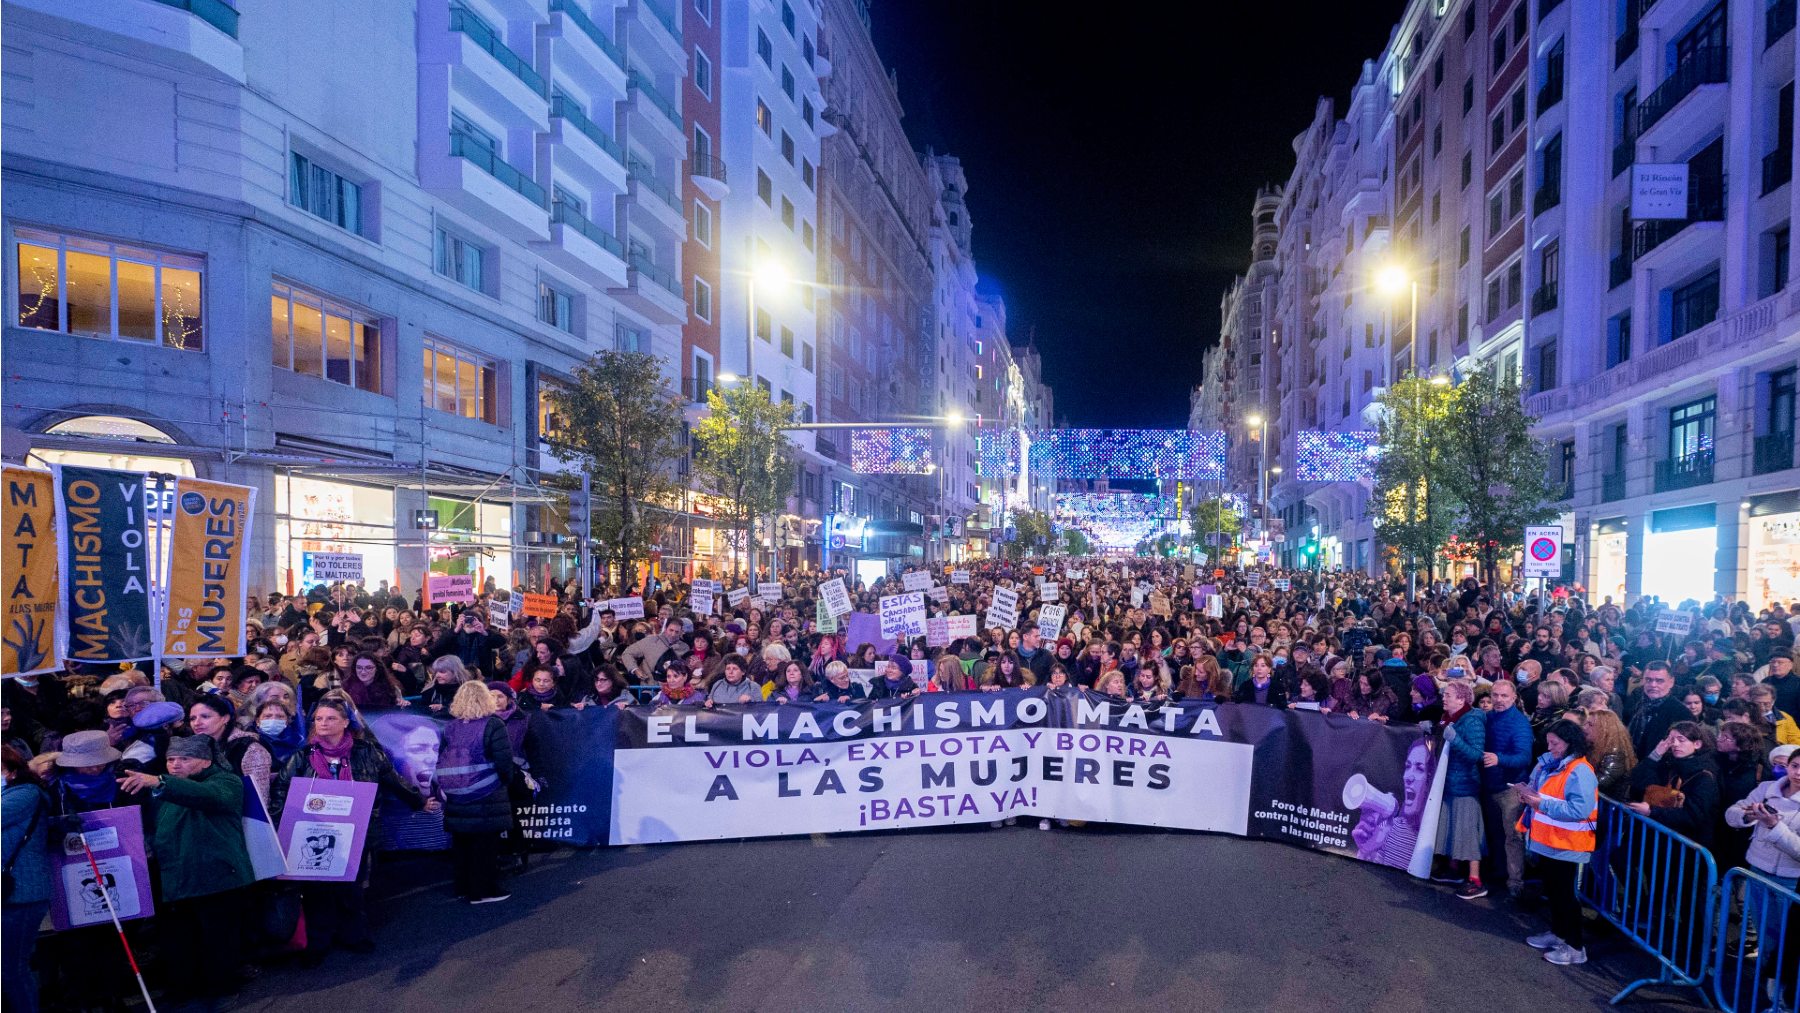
top-left (1725, 779), bottom-right (1800, 878)
top-left (270, 738), bottom-right (425, 853)
top-left (1629, 750), bottom-right (1723, 846)
top-left (436, 716), bottom-right (517, 835)
top-left (1593, 748), bottom-right (1633, 800)
top-left (1232, 677), bottom-right (1289, 709)
top-left (2, 783), bottom-right (52, 906)
top-left (147, 764), bottom-right (254, 902)
top-left (1481, 705), bottom-right (1535, 793)
top-left (1443, 707), bottom-right (1488, 799)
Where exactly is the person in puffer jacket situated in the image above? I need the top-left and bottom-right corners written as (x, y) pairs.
top-left (1479, 678), bottom-right (1535, 899)
top-left (434, 681), bottom-right (518, 904)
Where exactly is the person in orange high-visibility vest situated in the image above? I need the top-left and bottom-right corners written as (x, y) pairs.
top-left (1516, 717), bottom-right (1599, 967)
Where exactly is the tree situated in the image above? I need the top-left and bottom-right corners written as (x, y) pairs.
top-left (1063, 527), bottom-right (1092, 557)
top-left (544, 350), bottom-right (686, 589)
top-left (1437, 370), bottom-right (1558, 589)
top-left (692, 383), bottom-right (796, 581)
top-left (1004, 510), bottom-right (1053, 560)
top-left (1189, 496), bottom-right (1242, 553)
top-left (1371, 374), bottom-right (1458, 595)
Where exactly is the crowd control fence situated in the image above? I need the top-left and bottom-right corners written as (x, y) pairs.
top-left (1579, 797), bottom-right (1719, 1005)
top-left (1711, 867), bottom-right (1800, 1013)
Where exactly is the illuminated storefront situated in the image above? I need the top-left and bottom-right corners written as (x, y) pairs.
top-left (1748, 493), bottom-right (1800, 611)
top-left (425, 496), bottom-right (512, 591)
top-left (275, 474), bottom-right (396, 594)
top-left (1643, 504), bottom-right (1717, 605)
top-left (1591, 518), bottom-right (1629, 605)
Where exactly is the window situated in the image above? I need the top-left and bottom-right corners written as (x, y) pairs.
top-left (756, 28), bottom-right (773, 66)
top-left (614, 322), bottom-right (646, 353)
top-left (802, 342), bottom-right (814, 372)
top-left (15, 230), bottom-right (205, 350)
top-left (1669, 269), bottom-right (1721, 340)
top-left (1512, 3), bottom-right (1527, 41)
top-left (1463, 75), bottom-right (1475, 114)
top-left (1668, 395), bottom-right (1717, 460)
top-left (781, 131), bottom-right (795, 164)
top-left (1493, 32), bottom-right (1507, 72)
top-left (1608, 310), bottom-right (1633, 367)
top-left (1365, 323), bottom-right (1376, 348)
top-left (422, 337), bottom-right (497, 423)
top-left (693, 0), bottom-right (711, 20)
top-left (1510, 86), bottom-right (1526, 129)
top-left (1489, 190), bottom-right (1505, 235)
top-left (433, 225), bottom-right (486, 293)
top-left (692, 200), bottom-right (712, 247)
top-left (1765, 225), bottom-right (1791, 297)
top-left (1432, 122), bottom-right (1443, 156)
top-left (1534, 341), bottom-right (1558, 392)
top-left (1559, 441), bottom-right (1576, 492)
top-left (781, 66), bottom-right (795, 101)
top-left (1433, 53), bottom-right (1444, 87)
top-left (756, 169), bottom-right (773, 205)
top-left (1464, 4), bottom-right (1477, 38)
top-left (270, 281), bottom-right (381, 392)
top-left (693, 48), bottom-right (712, 98)
top-left (692, 352), bottom-right (712, 400)
top-left (1540, 38), bottom-right (1565, 110)
top-left (781, 0), bottom-right (796, 34)
top-left (781, 197), bottom-right (795, 228)
top-left (693, 276), bottom-right (711, 322)
top-left (756, 99), bottom-right (772, 136)
top-left (1508, 171), bottom-right (1526, 217)
top-left (1769, 367), bottom-right (1797, 437)
top-left (537, 280), bottom-right (575, 333)
top-left (1491, 111), bottom-right (1506, 152)
top-left (1486, 275), bottom-right (1503, 320)
top-left (1506, 261), bottom-right (1523, 306)
top-left (1537, 133), bottom-right (1563, 209)
top-left (780, 325), bottom-right (794, 357)
top-left (802, 97), bottom-right (814, 128)
top-left (1540, 239), bottom-right (1560, 293)
top-left (802, 159), bottom-right (815, 189)
top-left (1457, 302), bottom-right (1470, 343)
top-left (1461, 151), bottom-right (1473, 188)
top-left (755, 307), bottom-right (772, 342)
top-left (1458, 226), bottom-right (1471, 266)
top-left (290, 152), bottom-right (364, 235)
top-left (803, 35), bottom-right (815, 67)
top-left (1431, 192), bottom-right (1441, 224)
top-left (803, 221), bottom-right (815, 251)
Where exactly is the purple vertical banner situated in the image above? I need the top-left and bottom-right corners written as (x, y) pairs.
top-left (277, 777), bottom-right (378, 883)
top-left (50, 807), bottom-right (154, 931)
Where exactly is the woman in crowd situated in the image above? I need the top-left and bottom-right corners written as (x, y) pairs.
top-left (1233, 655), bottom-right (1288, 708)
top-left (707, 655), bottom-right (762, 706)
top-left (343, 652), bottom-right (407, 711)
top-left (769, 660), bottom-right (815, 704)
top-left (1518, 717), bottom-right (1599, 967)
top-left (270, 694), bottom-right (437, 963)
top-left (390, 624), bottom-right (433, 694)
top-left (650, 663), bottom-right (705, 707)
top-left (984, 652), bottom-right (1030, 690)
top-left (521, 664), bottom-right (570, 711)
top-left (418, 656), bottom-right (470, 713)
top-left (1628, 721), bottom-right (1723, 847)
top-left (186, 695), bottom-right (240, 767)
top-left (1129, 662), bottom-right (1170, 704)
top-left (1094, 670), bottom-right (1129, 700)
top-left (1346, 668), bottom-right (1399, 722)
top-left (1530, 681), bottom-right (1570, 753)
top-left (1434, 681), bottom-right (1487, 899)
top-left (813, 660), bottom-right (867, 704)
top-left (1580, 707), bottom-right (1638, 800)
top-left (934, 654), bottom-right (975, 693)
top-left (1715, 720), bottom-right (1769, 871)
top-left (574, 665), bottom-right (634, 709)
top-left (435, 680), bottom-right (517, 904)
top-left (3, 746), bottom-right (51, 1013)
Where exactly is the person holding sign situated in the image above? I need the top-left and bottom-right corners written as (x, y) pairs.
top-left (117, 735), bottom-right (254, 1007)
top-left (270, 696), bottom-right (436, 964)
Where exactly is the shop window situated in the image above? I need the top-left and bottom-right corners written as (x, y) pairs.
top-left (271, 282), bottom-right (383, 393)
top-left (16, 229), bottom-right (204, 350)
top-left (422, 336), bottom-right (498, 423)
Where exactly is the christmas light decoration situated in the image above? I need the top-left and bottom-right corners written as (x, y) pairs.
top-left (978, 429), bottom-right (1226, 481)
top-left (1295, 430), bottom-right (1380, 482)
top-left (850, 427), bottom-right (936, 474)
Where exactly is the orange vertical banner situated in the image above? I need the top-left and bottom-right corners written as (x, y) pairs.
top-left (3, 466), bottom-right (60, 675)
top-left (162, 477), bottom-right (256, 658)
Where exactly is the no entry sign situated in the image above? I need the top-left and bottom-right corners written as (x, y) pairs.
top-left (1523, 525), bottom-right (1562, 579)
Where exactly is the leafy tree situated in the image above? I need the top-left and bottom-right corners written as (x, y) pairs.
top-left (693, 384), bottom-right (795, 580)
top-left (1004, 510), bottom-right (1053, 560)
top-left (1437, 370), bottom-right (1558, 589)
top-left (1189, 496), bottom-right (1242, 552)
top-left (1063, 527), bottom-right (1092, 557)
top-left (544, 350), bottom-right (686, 587)
top-left (1371, 374), bottom-right (1458, 595)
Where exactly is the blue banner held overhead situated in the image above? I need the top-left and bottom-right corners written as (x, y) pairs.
top-left (53, 465), bottom-right (155, 665)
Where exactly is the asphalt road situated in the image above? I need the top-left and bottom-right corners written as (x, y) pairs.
top-left (231, 825), bottom-right (1699, 1013)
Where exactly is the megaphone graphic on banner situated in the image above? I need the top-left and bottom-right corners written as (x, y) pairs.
top-left (1341, 772), bottom-right (1397, 820)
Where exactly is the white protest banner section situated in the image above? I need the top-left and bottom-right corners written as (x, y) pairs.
top-left (947, 614), bottom-right (978, 639)
top-left (757, 584), bottom-right (783, 603)
top-left (726, 587), bottom-right (750, 607)
top-left (1037, 603), bottom-right (1067, 641)
top-left (605, 596), bottom-right (646, 620)
top-left (926, 616), bottom-right (950, 649)
top-left (950, 570), bottom-right (971, 585)
top-left (427, 574), bottom-right (474, 605)
top-left (1207, 594), bottom-right (1224, 619)
top-left (819, 577), bottom-right (853, 617)
top-left (1039, 582), bottom-right (1060, 603)
top-left (1130, 587), bottom-right (1147, 607)
top-left (1655, 613), bottom-right (1694, 636)
top-left (690, 587), bottom-right (714, 615)
top-left (303, 552), bottom-right (363, 585)
top-left (902, 570), bottom-right (933, 593)
top-left (879, 591), bottom-right (928, 641)
top-left (926, 585), bottom-right (949, 605)
top-left (1067, 569), bottom-right (1087, 580)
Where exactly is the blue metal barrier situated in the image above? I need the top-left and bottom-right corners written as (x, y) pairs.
top-left (1713, 867), bottom-right (1800, 1013)
top-left (1579, 796), bottom-right (1718, 1004)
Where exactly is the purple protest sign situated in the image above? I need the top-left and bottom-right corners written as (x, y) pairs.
top-left (50, 806), bottom-right (154, 931)
top-left (277, 777), bottom-right (378, 883)
top-left (843, 611), bottom-right (885, 655)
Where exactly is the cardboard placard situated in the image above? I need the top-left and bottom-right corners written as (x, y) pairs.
top-left (950, 570), bottom-right (971, 585)
top-left (605, 596), bottom-right (645, 620)
top-left (427, 574), bottom-right (474, 605)
top-left (926, 585), bottom-right (949, 604)
top-left (689, 587), bottom-right (714, 615)
top-left (902, 571), bottom-right (933, 593)
top-left (879, 591), bottom-right (928, 640)
top-left (819, 577), bottom-right (853, 618)
top-left (947, 614), bottom-right (978, 639)
top-left (926, 616), bottom-right (951, 648)
top-left (726, 587), bottom-right (750, 607)
top-left (1039, 582), bottom-right (1060, 603)
top-left (278, 777), bottom-right (378, 883)
top-left (521, 592), bottom-right (559, 619)
top-left (487, 600), bottom-right (511, 630)
top-left (816, 597), bottom-right (839, 634)
top-left (1037, 603), bottom-right (1067, 640)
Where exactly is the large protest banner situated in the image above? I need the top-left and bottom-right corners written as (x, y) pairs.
top-left (53, 465), bottom-right (155, 664)
top-left (162, 477), bottom-right (255, 658)
top-left (3, 466), bottom-right (61, 675)
top-left (606, 690), bottom-right (1442, 874)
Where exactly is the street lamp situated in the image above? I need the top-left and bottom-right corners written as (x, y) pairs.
top-left (1377, 260), bottom-right (1420, 380)
top-left (1245, 413), bottom-right (1269, 534)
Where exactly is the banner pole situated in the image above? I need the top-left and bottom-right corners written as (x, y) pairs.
top-left (150, 473), bottom-right (166, 689)
top-left (76, 831), bottom-right (156, 1012)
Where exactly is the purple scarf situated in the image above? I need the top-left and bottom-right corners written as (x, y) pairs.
top-left (308, 734), bottom-right (354, 780)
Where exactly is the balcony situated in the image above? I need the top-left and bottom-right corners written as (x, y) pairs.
top-left (611, 249), bottom-right (685, 323)
top-left (626, 155), bottom-right (682, 225)
top-left (681, 376), bottom-right (714, 404)
top-left (1530, 281), bottom-right (1559, 316)
top-left (1632, 176), bottom-right (1725, 259)
top-left (549, 0), bottom-right (625, 73)
top-left (152, 0), bottom-right (237, 36)
top-left (550, 92), bottom-right (626, 169)
top-left (450, 5), bottom-right (544, 97)
top-left (628, 0), bottom-right (683, 63)
top-left (1772, 0), bottom-right (1797, 47)
top-left (1602, 470), bottom-right (1627, 502)
top-left (543, 202), bottom-right (628, 286)
top-left (1764, 146), bottom-right (1793, 195)
top-left (451, 131), bottom-right (545, 206)
top-left (1638, 46), bottom-right (1728, 135)
top-left (1610, 252), bottom-right (1634, 289)
top-left (1613, 135), bottom-right (1637, 178)
top-left (1654, 450), bottom-right (1715, 492)
top-left (1616, 23), bottom-right (1639, 66)
top-left (690, 151), bottom-right (729, 200)
top-left (1533, 182), bottom-right (1561, 216)
top-left (1756, 430), bottom-right (1797, 474)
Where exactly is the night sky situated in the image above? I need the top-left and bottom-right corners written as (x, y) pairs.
top-left (874, 2), bottom-right (1404, 428)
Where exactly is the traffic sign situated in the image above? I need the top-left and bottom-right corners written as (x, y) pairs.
top-left (1523, 525), bottom-right (1562, 579)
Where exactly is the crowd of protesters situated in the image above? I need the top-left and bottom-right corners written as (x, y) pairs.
top-left (3, 555), bottom-right (1799, 1008)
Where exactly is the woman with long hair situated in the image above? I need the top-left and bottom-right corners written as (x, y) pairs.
top-left (1579, 707), bottom-right (1638, 800)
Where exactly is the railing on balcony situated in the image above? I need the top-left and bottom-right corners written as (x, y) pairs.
top-left (450, 131), bottom-right (546, 206)
top-left (1756, 430), bottom-right (1797, 474)
top-left (1764, 145), bottom-right (1793, 194)
top-left (627, 70), bottom-right (681, 128)
top-left (1632, 175), bottom-right (1725, 258)
top-left (549, 0), bottom-right (625, 69)
top-left (551, 201), bottom-right (624, 258)
top-left (1613, 135), bottom-right (1637, 177)
top-left (626, 156), bottom-right (680, 211)
top-left (152, 0), bottom-right (239, 36)
top-left (1771, 0), bottom-right (1798, 47)
top-left (1530, 281), bottom-right (1559, 316)
top-left (690, 151), bottom-right (727, 186)
top-left (450, 5), bottom-right (546, 96)
top-left (1533, 181), bottom-right (1562, 216)
top-left (1602, 470), bottom-right (1628, 502)
top-left (627, 250), bottom-right (682, 298)
top-left (550, 92), bottom-right (625, 165)
top-left (1638, 46), bottom-right (1728, 133)
top-left (1610, 252), bottom-right (1635, 289)
top-left (1616, 22), bottom-right (1639, 66)
top-left (1540, 0), bottom-right (1566, 18)
top-left (1655, 449), bottom-right (1715, 492)
top-left (641, 0), bottom-right (682, 41)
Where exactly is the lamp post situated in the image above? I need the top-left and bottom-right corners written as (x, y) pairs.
top-left (1246, 412), bottom-right (1267, 556)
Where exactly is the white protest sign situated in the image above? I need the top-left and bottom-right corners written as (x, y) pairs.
top-left (947, 614), bottom-right (978, 639)
top-left (726, 587), bottom-right (750, 607)
top-left (1655, 612), bottom-right (1695, 636)
top-left (819, 577), bottom-right (852, 617)
top-left (1131, 587), bottom-right (1146, 607)
top-left (605, 596), bottom-right (645, 620)
top-left (990, 586), bottom-right (1019, 618)
top-left (1245, 573), bottom-right (1263, 589)
top-left (926, 616), bottom-right (950, 648)
top-left (757, 583), bottom-right (783, 603)
top-left (1040, 582), bottom-right (1060, 603)
top-left (879, 591), bottom-right (927, 640)
top-left (487, 600), bottom-right (510, 630)
top-left (689, 586), bottom-right (714, 615)
top-left (902, 570), bottom-right (933, 593)
top-left (1272, 578), bottom-right (1291, 591)
top-left (303, 552), bottom-right (363, 584)
top-left (1037, 603), bottom-right (1067, 641)
top-left (1206, 594), bottom-right (1224, 619)
top-left (926, 584), bottom-right (949, 604)
top-left (1067, 569), bottom-right (1086, 580)
top-left (950, 570), bottom-right (971, 585)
